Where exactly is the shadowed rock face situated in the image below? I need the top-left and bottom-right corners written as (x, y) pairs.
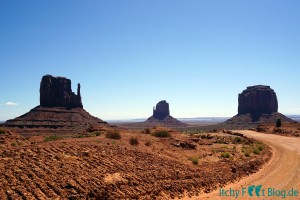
top-left (40, 75), bottom-right (83, 108)
top-left (238, 85), bottom-right (278, 120)
top-left (153, 100), bottom-right (170, 120)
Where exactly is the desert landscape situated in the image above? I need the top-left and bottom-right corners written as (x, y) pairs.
top-left (1, 1), bottom-right (300, 199)
top-left (1, 75), bottom-right (299, 199)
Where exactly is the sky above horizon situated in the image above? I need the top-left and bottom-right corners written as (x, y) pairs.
top-left (1, 0), bottom-right (300, 121)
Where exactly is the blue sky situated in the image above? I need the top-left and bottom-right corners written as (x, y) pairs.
top-left (0, 0), bottom-right (300, 120)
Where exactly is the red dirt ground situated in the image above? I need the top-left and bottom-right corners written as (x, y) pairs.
top-left (0, 127), bottom-right (271, 199)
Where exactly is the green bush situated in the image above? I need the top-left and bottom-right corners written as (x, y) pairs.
top-left (0, 129), bottom-right (6, 135)
top-left (233, 137), bottom-right (242, 144)
top-left (151, 131), bottom-right (171, 138)
top-left (276, 119), bottom-right (282, 127)
top-left (129, 137), bottom-right (139, 146)
top-left (257, 145), bottom-right (264, 151)
top-left (252, 148), bottom-right (260, 155)
top-left (105, 131), bottom-right (121, 140)
top-left (244, 152), bottom-right (250, 157)
top-left (11, 142), bottom-right (16, 147)
top-left (94, 131), bottom-right (102, 136)
top-left (191, 157), bottom-right (199, 165)
top-left (44, 135), bottom-right (62, 142)
top-left (144, 128), bottom-right (151, 134)
top-left (221, 152), bottom-right (231, 158)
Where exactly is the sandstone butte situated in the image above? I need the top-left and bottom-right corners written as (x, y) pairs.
top-left (226, 85), bottom-right (294, 124)
top-left (145, 100), bottom-right (188, 127)
top-left (4, 75), bottom-right (110, 135)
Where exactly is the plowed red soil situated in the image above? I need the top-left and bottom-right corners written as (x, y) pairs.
top-left (0, 128), bottom-right (271, 199)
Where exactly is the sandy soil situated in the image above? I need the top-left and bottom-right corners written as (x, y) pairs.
top-left (0, 129), bottom-right (271, 199)
top-left (186, 130), bottom-right (300, 200)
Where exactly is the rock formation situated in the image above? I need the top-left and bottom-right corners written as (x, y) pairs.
top-left (4, 75), bottom-right (110, 134)
top-left (153, 100), bottom-right (170, 120)
top-left (40, 75), bottom-right (83, 108)
top-left (226, 85), bottom-right (293, 124)
top-left (238, 85), bottom-right (278, 119)
top-left (145, 100), bottom-right (187, 127)
top-left (120, 100), bottom-right (187, 128)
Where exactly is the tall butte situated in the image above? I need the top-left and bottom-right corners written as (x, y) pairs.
top-left (4, 75), bottom-right (109, 134)
top-left (40, 75), bottom-right (83, 108)
top-left (226, 85), bottom-right (293, 124)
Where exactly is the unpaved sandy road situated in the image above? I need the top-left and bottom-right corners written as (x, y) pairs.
top-left (187, 130), bottom-right (300, 200)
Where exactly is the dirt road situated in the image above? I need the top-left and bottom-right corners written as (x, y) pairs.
top-left (189, 130), bottom-right (300, 200)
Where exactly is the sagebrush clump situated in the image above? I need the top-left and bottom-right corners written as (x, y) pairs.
top-left (0, 129), bottom-right (6, 135)
top-left (190, 157), bottom-right (199, 165)
top-left (105, 131), bottom-right (121, 140)
top-left (129, 137), bottom-right (139, 146)
top-left (221, 152), bottom-right (231, 158)
top-left (45, 135), bottom-right (63, 142)
top-left (144, 128), bottom-right (151, 134)
top-left (151, 131), bottom-right (171, 138)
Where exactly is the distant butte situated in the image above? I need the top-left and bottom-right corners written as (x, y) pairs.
top-left (119, 100), bottom-right (187, 128)
top-left (143, 100), bottom-right (187, 127)
top-left (226, 85), bottom-right (294, 124)
top-left (4, 75), bottom-right (110, 135)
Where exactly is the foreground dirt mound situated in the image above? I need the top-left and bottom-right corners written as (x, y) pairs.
top-left (4, 106), bottom-right (109, 135)
top-left (0, 129), bottom-right (272, 199)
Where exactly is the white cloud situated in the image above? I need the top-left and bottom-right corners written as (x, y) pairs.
top-left (5, 102), bottom-right (19, 106)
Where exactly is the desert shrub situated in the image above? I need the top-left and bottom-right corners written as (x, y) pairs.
top-left (221, 152), bottom-right (231, 158)
top-left (233, 137), bottom-right (242, 144)
top-left (252, 148), bottom-right (260, 155)
top-left (276, 119), bottom-right (282, 127)
top-left (190, 157), bottom-right (199, 165)
top-left (144, 128), bottom-right (151, 134)
top-left (201, 133), bottom-right (213, 139)
top-left (244, 152), bottom-right (250, 157)
top-left (257, 145), bottom-right (264, 151)
top-left (44, 135), bottom-right (63, 142)
top-left (75, 134), bottom-right (85, 138)
top-left (151, 130), bottom-right (170, 138)
top-left (129, 137), bottom-right (139, 146)
top-left (105, 131), bottom-right (121, 140)
top-left (94, 131), bottom-right (102, 136)
top-left (0, 129), bottom-right (6, 135)
top-left (145, 141), bottom-right (151, 146)
top-left (11, 142), bottom-right (16, 147)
